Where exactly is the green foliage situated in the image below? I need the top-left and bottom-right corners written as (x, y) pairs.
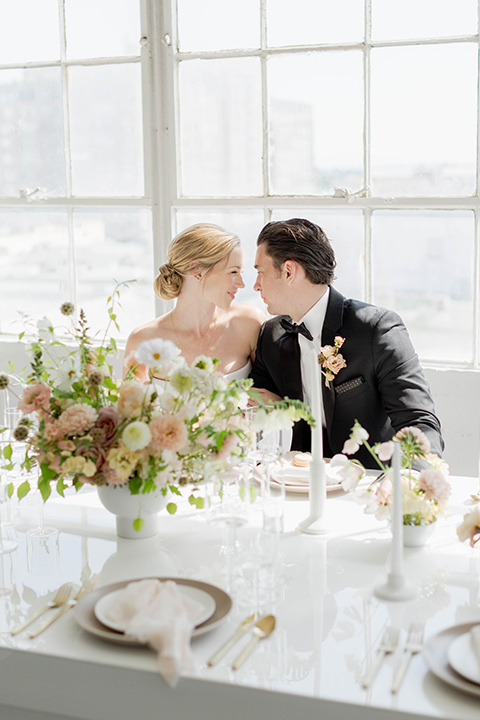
top-left (132, 517), bottom-right (145, 532)
top-left (166, 502), bottom-right (177, 515)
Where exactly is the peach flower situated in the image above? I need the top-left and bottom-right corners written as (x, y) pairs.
top-left (57, 403), bottom-right (97, 436)
top-left (117, 380), bottom-right (148, 419)
top-left (19, 383), bottom-right (51, 414)
top-left (418, 469), bottom-right (451, 506)
top-left (324, 354), bottom-right (347, 375)
top-left (149, 414), bottom-right (188, 453)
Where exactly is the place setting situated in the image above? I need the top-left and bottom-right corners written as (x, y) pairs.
top-left (423, 621), bottom-right (480, 699)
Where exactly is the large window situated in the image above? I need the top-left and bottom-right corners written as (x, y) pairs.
top-left (0, 0), bottom-right (479, 367)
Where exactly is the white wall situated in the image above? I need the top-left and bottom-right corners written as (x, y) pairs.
top-left (0, 339), bottom-right (476, 477)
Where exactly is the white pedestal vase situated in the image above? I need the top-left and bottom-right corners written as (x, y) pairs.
top-left (97, 483), bottom-right (168, 539)
top-left (402, 522), bottom-right (436, 548)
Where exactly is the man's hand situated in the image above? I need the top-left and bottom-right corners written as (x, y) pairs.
top-left (248, 387), bottom-right (283, 406)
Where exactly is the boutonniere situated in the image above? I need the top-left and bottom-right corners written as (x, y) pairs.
top-left (318, 336), bottom-right (347, 387)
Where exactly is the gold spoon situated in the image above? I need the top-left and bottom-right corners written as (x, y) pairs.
top-left (11, 582), bottom-right (75, 636)
top-left (232, 615), bottom-right (276, 670)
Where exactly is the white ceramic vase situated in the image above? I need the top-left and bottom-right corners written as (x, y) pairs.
top-left (402, 521), bottom-right (436, 548)
top-left (97, 483), bottom-right (168, 539)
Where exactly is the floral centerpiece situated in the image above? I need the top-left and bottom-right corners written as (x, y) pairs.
top-left (330, 421), bottom-right (451, 526)
top-left (0, 287), bottom-right (312, 532)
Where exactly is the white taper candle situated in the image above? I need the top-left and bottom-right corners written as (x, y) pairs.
top-left (391, 442), bottom-right (404, 576)
top-left (309, 346), bottom-right (323, 463)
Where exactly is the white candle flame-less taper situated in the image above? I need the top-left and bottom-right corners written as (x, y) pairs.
top-left (298, 346), bottom-right (327, 534)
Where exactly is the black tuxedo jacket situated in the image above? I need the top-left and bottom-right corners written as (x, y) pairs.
top-left (250, 287), bottom-right (444, 468)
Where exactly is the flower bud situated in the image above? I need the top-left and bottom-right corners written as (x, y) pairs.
top-left (60, 301), bottom-right (75, 316)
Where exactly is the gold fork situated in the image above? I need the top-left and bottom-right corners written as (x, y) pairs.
top-left (362, 626), bottom-right (399, 689)
top-left (11, 582), bottom-right (75, 636)
top-left (392, 623), bottom-right (424, 693)
top-left (29, 577), bottom-right (98, 638)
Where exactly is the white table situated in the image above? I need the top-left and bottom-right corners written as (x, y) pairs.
top-left (0, 476), bottom-right (479, 720)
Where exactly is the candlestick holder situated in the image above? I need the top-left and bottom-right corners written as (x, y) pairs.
top-left (297, 460), bottom-right (328, 534)
top-left (374, 443), bottom-right (417, 601)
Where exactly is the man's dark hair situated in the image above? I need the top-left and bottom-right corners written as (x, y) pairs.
top-left (257, 218), bottom-right (337, 285)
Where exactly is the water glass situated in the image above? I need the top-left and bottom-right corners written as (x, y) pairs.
top-left (263, 467), bottom-right (285, 535)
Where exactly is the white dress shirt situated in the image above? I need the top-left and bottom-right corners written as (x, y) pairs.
top-left (297, 287), bottom-right (330, 427)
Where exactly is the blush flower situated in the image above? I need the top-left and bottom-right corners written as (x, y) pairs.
top-left (57, 403), bottom-right (97, 436)
top-left (418, 469), bottom-right (451, 506)
top-left (149, 414), bottom-right (188, 453)
top-left (19, 383), bottom-right (51, 414)
top-left (457, 506), bottom-right (480, 546)
top-left (94, 406), bottom-right (121, 444)
top-left (375, 441), bottom-right (394, 462)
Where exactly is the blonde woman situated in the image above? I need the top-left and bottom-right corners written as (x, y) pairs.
top-left (124, 224), bottom-right (266, 381)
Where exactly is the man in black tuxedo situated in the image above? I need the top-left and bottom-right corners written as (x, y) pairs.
top-left (249, 218), bottom-right (444, 469)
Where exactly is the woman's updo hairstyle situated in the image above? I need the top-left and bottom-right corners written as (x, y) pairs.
top-left (154, 224), bottom-right (240, 300)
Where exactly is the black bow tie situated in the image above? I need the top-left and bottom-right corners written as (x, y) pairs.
top-left (280, 318), bottom-right (313, 341)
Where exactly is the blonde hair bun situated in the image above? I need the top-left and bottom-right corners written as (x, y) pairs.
top-left (154, 263), bottom-right (183, 300)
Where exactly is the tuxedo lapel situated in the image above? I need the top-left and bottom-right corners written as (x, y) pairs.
top-left (321, 287), bottom-right (345, 431)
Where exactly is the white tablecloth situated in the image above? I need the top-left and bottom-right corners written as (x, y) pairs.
top-left (0, 475), bottom-right (479, 720)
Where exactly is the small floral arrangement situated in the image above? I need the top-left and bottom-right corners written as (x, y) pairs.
top-left (0, 286), bottom-right (312, 531)
top-left (330, 421), bottom-right (451, 526)
top-left (318, 336), bottom-right (346, 387)
top-left (457, 506), bottom-right (480, 547)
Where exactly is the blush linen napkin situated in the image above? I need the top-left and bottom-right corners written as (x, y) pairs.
top-left (105, 578), bottom-right (204, 687)
top-left (256, 455), bottom-right (340, 487)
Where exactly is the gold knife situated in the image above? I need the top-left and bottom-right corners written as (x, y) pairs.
top-left (207, 613), bottom-right (257, 667)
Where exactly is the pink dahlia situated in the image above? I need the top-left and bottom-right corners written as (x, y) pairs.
top-left (19, 383), bottom-right (51, 414)
top-left (93, 406), bottom-right (121, 445)
top-left (57, 403), bottom-right (97, 436)
top-left (149, 414), bottom-right (188, 453)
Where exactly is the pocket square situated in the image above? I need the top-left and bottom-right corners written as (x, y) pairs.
top-left (335, 376), bottom-right (365, 395)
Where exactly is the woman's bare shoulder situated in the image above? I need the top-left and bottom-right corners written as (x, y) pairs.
top-left (125, 315), bottom-right (171, 350)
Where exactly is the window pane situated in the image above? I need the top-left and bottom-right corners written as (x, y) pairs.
top-left (179, 58), bottom-right (263, 197)
top-left (69, 64), bottom-right (144, 196)
top-left (65, 0), bottom-right (141, 59)
top-left (177, 0), bottom-right (260, 51)
top-left (74, 210), bottom-right (154, 341)
top-left (268, 52), bottom-right (363, 195)
top-left (371, 44), bottom-right (477, 197)
top-left (0, 0), bottom-right (60, 64)
top-left (267, 0), bottom-right (364, 46)
top-left (0, 69), bottom-right (66, 197)
top-left (175, 209), bottom-right (265, 309)
top-left (0, 210), bottom-right (70, 334)
top-left (372, 0), bottom-right (477, 41)
top-left (271, 209), bottom-right (364, 299)
top-left (372, 211), bottom-right (473, 363)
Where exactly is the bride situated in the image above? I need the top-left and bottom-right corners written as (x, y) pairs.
top-left (123, 223), bottom-right (266, 381)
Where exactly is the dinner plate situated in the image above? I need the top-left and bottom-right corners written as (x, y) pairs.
top-left (447, 628), bottom-right (480, 686)
top-left (269, 475), bottom-right (343, 495)
top-left (74, 577), bottom-right (232, 646)
top-left (423, 622), bottom-right (480, 698)
top-left (94, 584), bottom-right (216, 633)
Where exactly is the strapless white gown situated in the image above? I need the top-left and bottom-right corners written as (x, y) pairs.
top-left (224, 359), bottom-right (252, 382)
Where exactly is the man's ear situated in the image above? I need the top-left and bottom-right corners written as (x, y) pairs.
top-left (283, 259), bottom-right (297, 282)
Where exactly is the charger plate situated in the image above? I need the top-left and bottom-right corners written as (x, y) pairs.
top-left (74, 577), bottom-right (232, 646)
top-left (423, 622), bottom-right (480, 699)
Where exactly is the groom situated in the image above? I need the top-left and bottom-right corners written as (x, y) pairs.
top-left (249, 218), bottom-right (444, 468)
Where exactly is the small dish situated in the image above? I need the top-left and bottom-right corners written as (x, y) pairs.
top-left (447, 628), bottom-right (480, 686)
top-left (94, 583), bottom-right (216, 633)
